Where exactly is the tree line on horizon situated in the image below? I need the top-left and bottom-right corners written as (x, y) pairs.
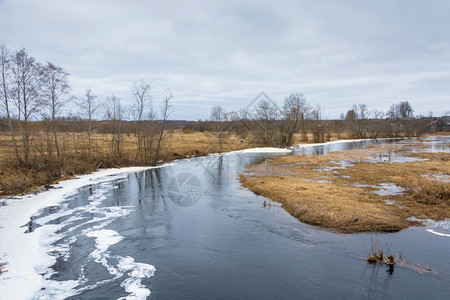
top-left (205, 97), bottom-right (435, 150)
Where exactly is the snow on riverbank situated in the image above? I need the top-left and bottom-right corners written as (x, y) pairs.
top-left (0, 166), bottom-right (160, 300)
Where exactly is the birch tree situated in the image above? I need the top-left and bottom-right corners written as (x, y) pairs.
top-left (77, 89), bottom-right (99, 157)
top-left (132, 80), bottom-right (151, 164)
top-left (105, 94), bottom-right (123, 162)
top-left (11, 48), bottom-right (43, 165)
top-left (0, 43), bottom-right (21, 163)
top-left (210, 105), bottom-right (227, 153)
top-left (41, 62), bottom-right (71, 164)
top-left (154, 90), bottom-right (172, 165)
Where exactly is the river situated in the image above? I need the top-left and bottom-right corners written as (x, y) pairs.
top-left (0, 137), bottom-right (449, 299)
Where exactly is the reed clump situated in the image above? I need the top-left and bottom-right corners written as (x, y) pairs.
top-left (0, 262), bottom-right (7, 275)
top-left (397, 177), bottom-right (449, 205)
top-left (364, 235), bottom-right (397, 273)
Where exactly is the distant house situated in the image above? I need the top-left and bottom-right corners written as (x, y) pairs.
top-left (429, 116), bottom-right (450, 132)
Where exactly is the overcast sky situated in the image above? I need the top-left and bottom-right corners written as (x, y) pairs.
top-left (1, 0), bottom-right (449, 120)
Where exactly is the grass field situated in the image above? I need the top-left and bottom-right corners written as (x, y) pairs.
top-left (0, 130), bottom-right (253, 196)
top-left (240, 141), bottom-right (450, 233)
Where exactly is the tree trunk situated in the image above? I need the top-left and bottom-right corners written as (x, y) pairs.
top-left (52, 118), bottom-right (60, 165)
top-left (154, 122), bottom-right (165, 165)
top-left (3, 100), bottom-right (21, 163)
top-left (88, 119), bottom-right (92, 157)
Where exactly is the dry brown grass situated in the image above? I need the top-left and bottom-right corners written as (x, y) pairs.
top-left (424, 131), bottom-right (450, 137)
top-left (165, 130), bottom-right (250, 157)
top-left (240, 143), bottom-right (450, 233)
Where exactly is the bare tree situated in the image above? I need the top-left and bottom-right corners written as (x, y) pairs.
top-left (11, 48), bottom-right (43, 165)
top-left (242, 93), bottom-right (312, 147)
top-left (386, 101), bottom-right (416, 137)
top-left (387, 101), bottom-right (414, 118)
top-left (345, 104), bottom-right (371, 138)
top-left (0, 43), bottom-right (21, 163)
top-left (311, 105), bottom-right (324, 143)
top-left (210, 105), bottom-right (226, 123)
top-left (142, 106), bottom-right (157, 164)
top-left (399, 101), bottom-right (414, 118)
top-left (358, 104), bottom-right (370, 119)
top-left (372, 109), bottom-right (384, 120)
top-left (281, 92), bottom-right (310, 146)
top-left (256, 99), bottom-right (277, 121)
top-left (132, 80), bottom-right (152, 164)
top-left (77, 89), bottom-right (99, 157)
top-left (210, 105), bottom-right (228, 153)
top-left (105, 94), bottom-right (123, 162)
top-left (154, 90), bottom-right (172, 165)
top-left (367, 109), bottom-right (385, 138)
top-left (252, 99), bottom-right (281, 146)
top-left (41, 62), bottom-right (71, 164)
top-left (387, 104), bottom-right (398, 119)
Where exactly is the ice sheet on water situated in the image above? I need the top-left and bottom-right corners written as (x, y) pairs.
top-left (372, 183), bottom-right (405, 196)
top-left (421, 173), bottom-right (450, 183)
top-left (117, 256), bottom-right (156, 300)
top-left (86, 229), bottom-right (124, 275)
top-left (426, 229), bottom-right (450, 237)
top-left (426, 219), bottom-right (450, 238)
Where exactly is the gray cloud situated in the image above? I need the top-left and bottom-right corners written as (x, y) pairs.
top-left (1, 0), bottom-right (448, 119)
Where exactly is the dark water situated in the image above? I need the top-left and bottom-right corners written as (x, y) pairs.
top-left (30, 138), bottom-right (450, 299)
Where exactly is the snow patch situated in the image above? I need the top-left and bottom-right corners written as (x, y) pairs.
top-left (117, 256), bottom-right (156, 300)
top-left (372, 183), bottom-right (405, 196)
top-left (426, 229), bottom-right (450, 237)
top-left (425, 219), bottom-right (450, 238)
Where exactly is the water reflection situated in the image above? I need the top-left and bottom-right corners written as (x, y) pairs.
top-left (27, 137), bottom-right (450, 299)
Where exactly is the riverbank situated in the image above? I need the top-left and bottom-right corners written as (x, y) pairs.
top-left (0, 146), bottom-right (290, 297)
top-left (240, 138), bottom-right (450, 233)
